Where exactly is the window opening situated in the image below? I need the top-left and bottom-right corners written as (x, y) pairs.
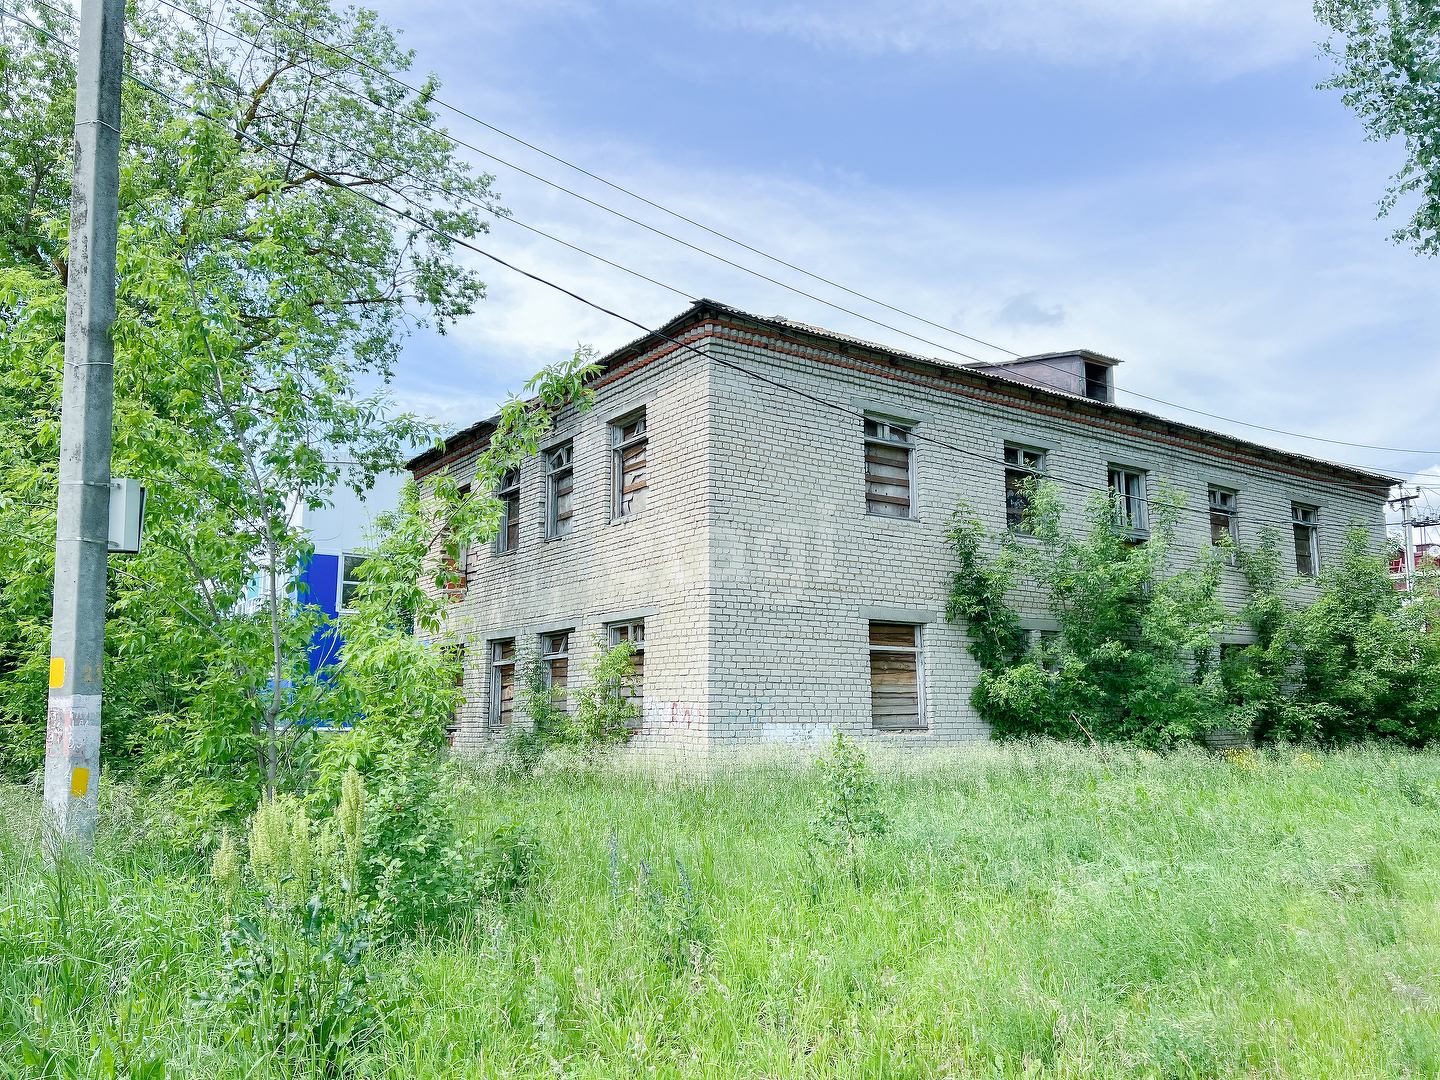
top-left (864, 417), bottom-right (914, 518)
top-left (541, 630), bottom-right (570, 710)
top-left (490, 639), bottom-right (515, 729)
top-left (612, 414), bottom-right (648, 518)
top-left (339, 553), bottom-right (367, 612)
top-left (442, 484), bottom-right (470, 592)
top-left (1293, 504), bottom-right (1320, 577)
top-left (443, 643), bottom-right (465, 746)
top-left (869, 622), bottom-right (923, 730)
top-left (546, 444), bottom-right (574, 537)
top-left (608, 620), bottom-right (645, 710)
top-left (496, 470), bottom-right (520, 553)
top-left (1209, 487), bottom-right (1238, 557)
top-left (1084, 362), bottom-right (1110, 402)
top-left (1108, 468), bottom-right (1148, 535)
top-left (1004, 445), bottom-right (1045, 531)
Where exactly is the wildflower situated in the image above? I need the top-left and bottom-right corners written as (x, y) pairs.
top-left (210, 827), bottom-right (242, 902)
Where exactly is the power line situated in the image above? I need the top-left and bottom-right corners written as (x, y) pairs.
top-left (133, 0), bottom-right (1440, 460)
top-left (2, 2), bottom-right (1427, 491)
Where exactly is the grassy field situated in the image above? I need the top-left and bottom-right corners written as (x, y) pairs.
top-left (4, 741), bottom-right (1440, 1078)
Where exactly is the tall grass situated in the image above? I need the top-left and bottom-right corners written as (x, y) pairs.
top-left (4, 742), bottom-right (1440, 1078)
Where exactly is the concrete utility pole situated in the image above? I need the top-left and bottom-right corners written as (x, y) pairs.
top-left (42, 0), bottom-right (126, 855)
top-left (1391, 490), bottom-right (1418, 598)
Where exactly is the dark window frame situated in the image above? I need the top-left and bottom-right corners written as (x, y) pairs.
top-left (489, 639), bottom-right (516, 730)
top-left (495, 469), bottom-right (521, 554)
top-left (1293, 503), bottom-right (1320, 577)
top-left (1003, 444), bottom-right (1045, 532)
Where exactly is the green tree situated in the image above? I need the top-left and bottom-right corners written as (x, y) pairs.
top-left (1317, 0), bottom-right (1440, 254)
top-left (0, 0), bottom-right (501, 800)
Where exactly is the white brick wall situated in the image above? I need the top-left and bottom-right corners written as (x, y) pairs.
top-left (417, 309), bottom-right (1390, 758)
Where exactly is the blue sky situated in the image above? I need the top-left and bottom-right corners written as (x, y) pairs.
top-left (366, 0), bottom-right (1440, 513)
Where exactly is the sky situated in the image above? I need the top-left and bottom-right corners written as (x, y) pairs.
top-left (363, 0), bottom-right (1440, 524)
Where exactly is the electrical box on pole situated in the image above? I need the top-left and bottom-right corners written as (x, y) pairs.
top-left (107, 479), bottom-right (146, 554)
top-left (42, 0), bottom-right (126, 855)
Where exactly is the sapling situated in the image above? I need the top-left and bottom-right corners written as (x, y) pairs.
top-left (807, 729), bottom-right (889, 889)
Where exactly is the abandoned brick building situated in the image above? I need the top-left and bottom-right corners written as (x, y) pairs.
top-left (405, 299), bottom-right (1394, 755)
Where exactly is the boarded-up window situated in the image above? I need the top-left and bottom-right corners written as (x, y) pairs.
top-left (1003, 446), bottom-right (1044, 531)
top-left (1209, 488), bottom-right (1238, 552)
top-left (496, 470), bottom-right (520, 553)
top-left (490, 639), bottom-right (515, 729)
top-left (1293, 504), bottom-right (1319, 577)
top-left (542, 630), bottom-right (570, 711)
top-left (864, 418), bottom-right (913, 518)
top-left (442, 484), bottom-right (471, 593)
top-left (608, 620), bottom-right (645, 716)
top-left (613, 414), bottom-right (648, 518)
top-left (869, 622), bottom-right (922, 730)
top-left (546, 444), bottom-right (574, 538)
top-left (443, 643), bottom-right (465, 745)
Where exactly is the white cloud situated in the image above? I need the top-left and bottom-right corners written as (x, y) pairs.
top-left (685, 0), bottom-right (1320, 73)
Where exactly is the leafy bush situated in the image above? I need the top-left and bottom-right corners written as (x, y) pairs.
top-left (639, 856), bottom-right (712, 976)
top-left (807, 729), bottom-right (888, 887)
top-left (565, 637), bottom-right (640, 745)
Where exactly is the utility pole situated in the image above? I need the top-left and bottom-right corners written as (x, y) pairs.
top-left (1391, 490), bottom-right (1418, 598)
top-left (42, 0), bottom-right (126, 855)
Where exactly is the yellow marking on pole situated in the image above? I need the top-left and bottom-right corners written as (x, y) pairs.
top-left (70, 767), bottom-right (89, 798)
top-left (49, 657), bottom-right (65, 688)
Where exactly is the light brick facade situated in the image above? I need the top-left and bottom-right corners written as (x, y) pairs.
top-left (409, 301), bottom-right (1394, 757)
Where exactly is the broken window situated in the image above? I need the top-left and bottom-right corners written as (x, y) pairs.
top-left (1084, 362), bottom-right (1110, 402)
top-left (864, 417), bottom-right (914, 518)
top-left (613, 413), bottom-right (648, 518)
top-left (546, 444), bottom-right (574, 538)
top-left (1209, 487), bottom-right (1238, 556)
top-left (541, 630), bottom-right (570, 710)
top-left (1293, 504), bottom-right (1320, 577)
top-left (1108, 468), bottom-right (1148, 535)
top-left (608, 620), bottom-right (645, 710)
top-left (443, 643), bottom-right (465, 746)
top-left (496, 470), bottom-right (520, 553)
top-left (490, 639), bottom-right (516, 729)
top-left (339, 553), bottom-right (366, 612)
top-left (1003, 445), bottom-right (1045, 531)
top-left (869, 622), bottom-right (923, 730)
top-left (442, 484), bottom-right (470, 592)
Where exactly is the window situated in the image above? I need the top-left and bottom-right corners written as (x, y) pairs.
top-left (608, 620), bottom-right (645, 708)
top-left (441, 484), bottom-right (470, 592)
top-left (1209, 487), bottom-right (1238, 556)
top-left (1293, 504), bottom-right (1320, 577)
top-left (541, 630), bottom-right (570, 710)
top-left (1084, 362), bottom-right (1110, 402)
top-left (1004, 445), bottom-right (1045, 531)
top-left (612, 413), bottom-right (648, 518)
top-left (1108, 468), bottom-right (1148, 535)
top-left (339, 553), bottom-right (366, 612)
top-left (443, 643), bottom-right (465, 745)
top-left (546, 443), bottom-right (574, 538)
top-left (869, 622), bottom-right (923, 730)
top-left (489, 639), bottom-right (516, 729)
top-left (864, 417), bottom-right (914, 518)
top-left (496, 470), bottom-right (520, 553)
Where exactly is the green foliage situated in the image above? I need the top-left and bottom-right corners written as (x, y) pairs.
top-left (807, 729), bottom-right (888, 887)
top-left (566, 637), bottom-right (640, 745)
top-left (1317, 0), bottom-right (1440, 255)
top-left (10, 747), bottom-right (1440, 1075)
top-left (639, 856), bottom-right (711, 976)
top-left (1284, 530), bottom-right (1440, 744)
top-left (944, 506), bottom-right (1027, 673)
top-left (961, 479), bottom-right (1231, 747)
top-left (200, 903), bottom-right (389, 1068)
